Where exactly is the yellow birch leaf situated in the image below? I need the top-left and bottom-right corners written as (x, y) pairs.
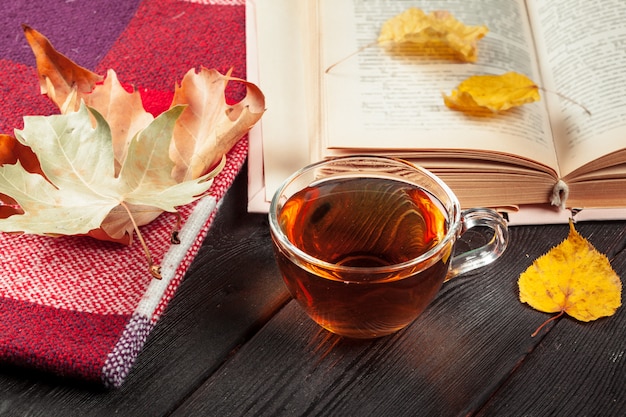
top-left (443, 72), bottom-right (540, 113)
top-left (378, 8), bottom-right (488, 62)
top-left (518, 220), bottom-right (622, 336)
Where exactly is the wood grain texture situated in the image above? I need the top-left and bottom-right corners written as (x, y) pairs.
top-left (0, 168), bottom-right (624, 416)
top-left (173, 222), bottom-right (626, 417)
top-left (477, 222), bottom-right (626, 417)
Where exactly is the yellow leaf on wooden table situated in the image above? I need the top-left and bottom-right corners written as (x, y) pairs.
top-left (378, 8), bottom-right (488, 62)
top-left (443, 72), bottom-right (540, 113)
top-left (518, 220), bottom-right (622, 336)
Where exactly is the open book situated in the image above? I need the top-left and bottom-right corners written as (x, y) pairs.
top-left (246, 0), bottom-right (626, 223)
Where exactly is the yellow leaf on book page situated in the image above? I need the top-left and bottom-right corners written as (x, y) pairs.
top-left (518, 220), bottom-right (622, 336)
top-left (443, 72), bottom-right (540, 113)
top-left (378, 8), bottom-right (488, 62)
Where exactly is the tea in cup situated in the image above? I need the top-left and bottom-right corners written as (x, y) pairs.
top-left (269, 156), bottom-right (508, 338)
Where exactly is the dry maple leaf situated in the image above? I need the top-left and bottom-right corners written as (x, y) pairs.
top-left (0, 104), bottom-right (221, 277)
top-left (169, 67), bottom-right (266, 182)
top-left (83, 69), bottom-right (156, 175)
top-left (0, 133), bottom-right (42, 175)
top-left (518, 220), bottom-right (622, 336)
top-left (22, 24), bottom-right (103, 113)
top-left (0, 26), bottom-right (265, 277)
top-left (378, 8), bottom-right (488, 62)
top-left (21, 26), bottom-right (265, 184)
top-left (443, 72), bottom-right (540, 113)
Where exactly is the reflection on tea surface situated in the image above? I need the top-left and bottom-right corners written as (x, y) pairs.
top-left (280, 177), bottom-right (448, 270)
top-left (274, 177), bottom-right (452, 338)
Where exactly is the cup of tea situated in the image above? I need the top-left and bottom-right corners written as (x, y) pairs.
top-left (268, 155), bottom-right (508, 339)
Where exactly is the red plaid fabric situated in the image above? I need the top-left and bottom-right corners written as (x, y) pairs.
top-left (0, 0), bottom-right (247, 387)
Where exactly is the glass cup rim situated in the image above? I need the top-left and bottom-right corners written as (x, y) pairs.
top-left (268, 155), bottom-right (462, 278)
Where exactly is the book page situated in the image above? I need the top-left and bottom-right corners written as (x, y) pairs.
top-left (248, 0), bottom-right (314, 208)
top-left (527, 0), bottom-right (626, 179)
top-left (320, 0), bottom-right (559, 172)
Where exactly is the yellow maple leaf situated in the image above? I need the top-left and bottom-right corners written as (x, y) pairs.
top-left (443, 72), bottom-right (540, 113)
top-left (378, 8), bottom-right (488, 62)
top-left (518, 220), bottom-right (622, 336)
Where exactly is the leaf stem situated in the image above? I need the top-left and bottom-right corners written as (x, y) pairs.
top-left (539, 87), bottom-right (591, 115)
top-left (531, 310), bottom-right (565, 337)
top-left (120, 201), bottom-right (162, 279)
top-left (325, 40), bottom-right (379, 74)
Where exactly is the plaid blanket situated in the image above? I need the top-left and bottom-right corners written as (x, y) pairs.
top-left (0, 0), bottom-right (247, 387)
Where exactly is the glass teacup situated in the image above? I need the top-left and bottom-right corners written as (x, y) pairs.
top-left (269, 156), bottom-right (508, 338)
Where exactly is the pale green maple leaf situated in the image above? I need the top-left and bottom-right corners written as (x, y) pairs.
top-left (0, 103), bottom-right (217, 238)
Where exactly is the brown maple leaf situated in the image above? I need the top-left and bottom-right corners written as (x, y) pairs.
top-left (22, 24), bottom-right (103, 113)
top-left (169, 67), bottom-right (265, 181)
top-left (0, 26), bottom-right (265, 277)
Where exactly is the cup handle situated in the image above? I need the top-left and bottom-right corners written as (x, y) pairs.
top-left (445, 208), bottom-right (509, 281)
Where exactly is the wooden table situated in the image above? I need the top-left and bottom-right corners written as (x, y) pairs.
top-left (0, 166), bottom-right (624, 416)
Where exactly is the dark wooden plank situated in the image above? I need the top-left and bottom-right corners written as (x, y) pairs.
top-left (174, 222), bottom-right (620, 416)
top-left (477, 309), bottom-right (626, 417)
top-left (0, 167), bottom-right (290, 416)
top-left (477, 222), bottom-right (626, 417)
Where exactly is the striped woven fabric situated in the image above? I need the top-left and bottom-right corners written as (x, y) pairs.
top-left (0, 0), bottom-right (247, 387)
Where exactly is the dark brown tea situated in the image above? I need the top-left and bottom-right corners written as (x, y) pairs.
top-left (274, 176), bottom-right (452, 338)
